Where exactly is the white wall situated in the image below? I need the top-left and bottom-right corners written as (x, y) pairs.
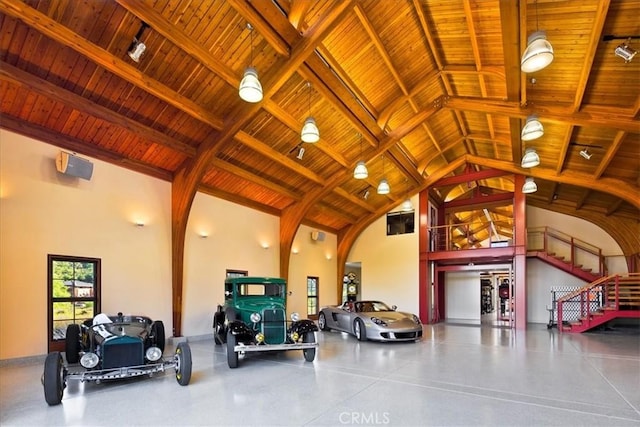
top-left (445, 271), bottom-right (480, 320)
top-left (0, 130), bottom-right (172, 359)
top-left (1, 130), bottom-right (340, 357)
top-left (348, 206), bottom-right (419, 315)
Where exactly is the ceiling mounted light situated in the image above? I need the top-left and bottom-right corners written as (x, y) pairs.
top-left (377, 155), bottom-right (390, 194)
top-left (614, 41), bottom-right (637, 63)
top-left (300, 82), bottom-right (319, 143)
top-left (400, 177), bottom-right (413, 211)
top-left (238, 24), bottom-right (263, 103)
top-left (579, 149), bottom-right (592, 160)
top-left (520, 147), bottom-right (540, 168)
top-left (521, 115), bottom-right (544, 141)
top-left (353, 134), bottom-right (368, 179)
top-left (127, 22), bottom-right (149, 63)
top-left (522, 177), bottom-right (538, 194)
top-left (296, 146), bottom-right (305, 160)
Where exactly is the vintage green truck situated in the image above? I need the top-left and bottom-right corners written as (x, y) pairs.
top-left (212, 276), bottom-right (318, 368)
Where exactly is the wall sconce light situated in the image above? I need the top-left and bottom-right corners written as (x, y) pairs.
top-left (238, 23), bottom-right (263, 103)
top-left (261, 242), bottom-right (270, 249)
top-left (579, 149), bottom-right (592, 160)
top-left (134, 220), bottom-right (145, 227)
top-left (127, 22), bottom-right (149, 63)
top-left (326, 254), bottom-right (332, 261)
top-left (522, 177), bottom-right (538, 194)
top-left (292, 248), bottom-right (299, 254)
top-left (199, 232), bottom-right (209, 239)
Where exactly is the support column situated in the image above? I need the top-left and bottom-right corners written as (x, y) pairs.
top-left (513, 174), bottom-right (527, 329)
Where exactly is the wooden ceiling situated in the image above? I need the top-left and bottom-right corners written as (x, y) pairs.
top-left (1, 0), bottom-right (639, 256)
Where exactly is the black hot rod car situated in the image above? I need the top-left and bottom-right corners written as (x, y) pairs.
top-left (42, 313), bottom-right (192, 406)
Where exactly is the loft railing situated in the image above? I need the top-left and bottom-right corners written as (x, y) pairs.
top-left (527, 226), bottom-right (605, 276)
top-left (557, 273), bottom-right (640, 332)
top-left (428, 222), bottom-right (512, 252)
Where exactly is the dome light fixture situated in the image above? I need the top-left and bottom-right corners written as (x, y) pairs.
top-left (522, 177), bottom-right (538, 194)
top-left (300, 82), bottom-right (319, 143)
top-left (238, 24), bottom-right (263, 103)
top-left (520, 147), bottom-right (540, 168)
top-left (521, 1), bottom-right (553, 73)
top-left (353, 134), bottom-right (368, 179)
top-left (377, 155), bottom-right (390, 194)
top-left (521, 115), bottom-right (544, 141)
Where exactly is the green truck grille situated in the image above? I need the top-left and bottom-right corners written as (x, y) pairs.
top-left (262, 308), bottom-right (286, 344)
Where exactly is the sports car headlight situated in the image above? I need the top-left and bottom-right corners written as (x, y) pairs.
top-left (250, 312), bottom-right (261, 323)
top-left (412, 315), bottom-right (421, 324)
top-left (80, 352), bottom-right (99, 368)
top-left (371, 317), bottom-right (388, 326)
top-left (290, 312), bottom-right (300, 322)
top-left (145, 346), bottom-right (163, 362)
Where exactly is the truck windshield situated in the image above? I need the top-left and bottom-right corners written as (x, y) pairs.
top-left (236, 283), bottom-right (284, 298)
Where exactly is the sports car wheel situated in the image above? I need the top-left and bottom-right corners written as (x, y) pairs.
top-left (43, 352), bottom-right (65, 406)
top-left (151, 321), bottom-right (165, 354)
top-left (303, 332), bottom-right (316, 362)
top-left (354, 319), bottom-right (367, 341)
top-left (318, 312), bottom-right (330, 331)
top-left (175, 342), bottom-right (192, 386)
top-left (226, 330), bottom-right (238, 368)
top-left (64, 324), bottom-right (80, 364)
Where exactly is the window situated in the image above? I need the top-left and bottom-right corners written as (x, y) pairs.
top-left (226, 269), bottom-right (248, 278)
top-left (386, 211), bottom-right (415, 235)
top-left (48, 255), bottom-right (100, 352)
top-left (307, 276), bottom-right (319, 319)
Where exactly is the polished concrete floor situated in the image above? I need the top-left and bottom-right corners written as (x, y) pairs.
top-left (1, 323), bottom-right (639, 426)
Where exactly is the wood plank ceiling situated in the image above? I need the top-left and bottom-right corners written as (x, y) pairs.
top-left (1, 0), bottom-right (638, 256)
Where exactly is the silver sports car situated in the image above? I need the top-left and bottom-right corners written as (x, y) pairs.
top-left (318, 300), bottom-right (423, 342)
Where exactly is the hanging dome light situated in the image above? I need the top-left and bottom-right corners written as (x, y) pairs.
top-left (353, 161), bottom-right (368, 179)
top-left (521, 115), bottom-right (544, 141)
top-left (239, 67), bottom-right (263, 103)
top-left (521, 31), bottom-right (554, 73)
top-left (522, 177), bottom-right (538, 194)
top-left (301, 117), bottom-right (320, 143)
top-left (520, 147), bottom-right (540, 168)
top-left (377, 178), bottom-right (390, 195)
top-left (238, 24), bottom-right (263, 103)
top-left (401, 198), bottom-right (414, 212)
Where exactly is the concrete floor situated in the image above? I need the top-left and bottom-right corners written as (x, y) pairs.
top-left (1, 323), bottom-right (639, 426)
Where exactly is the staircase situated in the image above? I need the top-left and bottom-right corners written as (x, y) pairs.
top-left (527, 227), bottom-right (606, 281)
top-left (557, 273), bottom-right (640, 333)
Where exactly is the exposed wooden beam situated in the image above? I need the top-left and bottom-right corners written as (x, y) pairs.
top-left (0, 61), bottom-right (196, 157)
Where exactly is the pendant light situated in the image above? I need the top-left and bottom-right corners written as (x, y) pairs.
top-left (520, 147), bottom-right (540, 168)
top-left (353, 134), bottom-right (368, 179)
top-left (521, 115), bottom-right (543, 141)
top-left (238, 24), bottom-right (263, 103)
top-left (521, 0), bottom-right (554, 73)
top-left (300, 82), bottom-right (319, 143)
top-left (522, 177), bottom-right (538, 194)
top-left (377, 155), bottom-right (390, 194)
top-left (401, 177), bottom-right (413, 212)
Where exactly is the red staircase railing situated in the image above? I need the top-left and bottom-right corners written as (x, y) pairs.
top-left (527, 226), bottom-right (606, 277)
top-left (557, 273), bottom-right (640, 332)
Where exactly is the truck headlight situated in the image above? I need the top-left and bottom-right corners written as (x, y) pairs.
top-left (145, 346), bottom-right (163, 361)
top-left (80, 352), bottom-right (99, 368)
top-left (290, 312), bottom-right (300, 322)
top-left (250, 312), bottom-right (261, 323)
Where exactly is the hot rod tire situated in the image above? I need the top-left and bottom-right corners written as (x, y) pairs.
top-left (354, 318), bottom-right (367, 341)
top-left (213, 309), bottom-right (225, 345)
top-left (151, 321), bottom-right (165, 354)
top-left (64, 324), bottom-right (80, 364)
top-left (226, 330), bottom-right (238, 368)
top-left (175, 342), bottom-right (192, 386)
top-left (303, 332), bottom-right (316, 362)
top-left (318, 312), bottom-right (330, 331)
top-left (43, 352), bottom-right (64, 406)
